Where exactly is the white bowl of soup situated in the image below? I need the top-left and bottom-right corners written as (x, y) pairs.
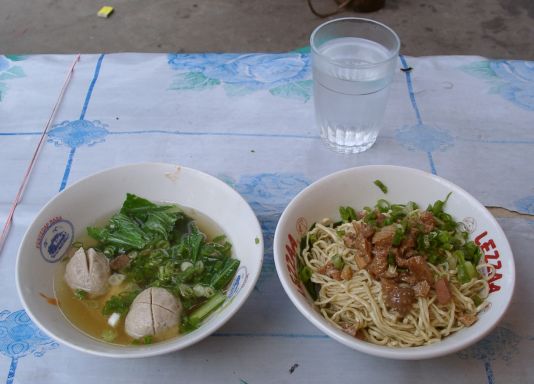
top-left (16, 163), bottom-right (263, 358)
top-left (273, 165), bottom-right (515, 360)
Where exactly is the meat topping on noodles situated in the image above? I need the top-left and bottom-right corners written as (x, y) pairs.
top-left (298, 194), bottom-right (491, 347)
top-left (413, 280), bottom-right (431, 298)
top-left (345, 222), bottom-right (372, 269)
top-left (435, 277), bottom-right (452, 305)
top-left (347, 213), bottom-right (440, 317)
top-left (381, 279), bottom-right (415, 317)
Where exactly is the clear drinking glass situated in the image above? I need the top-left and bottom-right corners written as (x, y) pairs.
top-left (311, 18), bottom-right (400, 154)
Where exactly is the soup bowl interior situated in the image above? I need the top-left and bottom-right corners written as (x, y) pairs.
top-left (16, 163), bottom-right (263, 358)
top-left (274, 165), bottom-right (515, 360)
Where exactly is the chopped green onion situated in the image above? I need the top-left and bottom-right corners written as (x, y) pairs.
top-left (457, 263), bottom-right (469, 284)
top-left (331, 255), bottom-right (344, 270)
top-left (101, 329), bottom-right (117, 342)
top-left (179, 284), bottom-right (194, 298)
top-left (405, 201), bottom-right (419, 213)
top-left (132, 335), bottom-right (153, 345)
top-left (392, 225), bottom-right (405, 246)
top-left (74, 289), bottom-right (88, 300)
top-left (139, 249), bottom-right (151, 257)
top-left (180, 261), bottom-right (193, 271)
top-left (464, 261), bottom-right (476, 280)
top-left (376, 199), bottom-right (390, 213)
top-left (363, 210), bottom-right (377, 224)
top-left (472, 295), bottom-right (483, 306)
top-left (428, 251), bottom-right (439, 264)
top-left (299, 266), bottom-right (312, 283)
top-left (438, 231), bottom-right (450, 244)
top-left (193, 284), bottom-right (214, 298)
top-left (155, 239), bottom-right (170, 249)
top-left (374, 179), bottom-right (388, 194)
top-left (339, 206), bottom-right (357, 222)
top-left (84, 300), bottom-right (99, 309)
top-left (102, 290), bottom-right (140, 316)
top-left (194, 260), bottom-right (204, 274)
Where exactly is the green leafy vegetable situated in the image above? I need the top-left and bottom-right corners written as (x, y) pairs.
top-left (211, 259), bottom-right (240, 289)
top-left (79, 193), bottom-right (241, 339)
top-left (88, 194), bottom-right (182, 256)
top-left (182, 229), bottom-right (204, 263)
top-left (120, 193), bottom-right (176, 218)
top-left (88, 213), bottom-right (150, 253)
top-left (143, 211), bottom-right (179, 241)
top-left (200, 235), bottom-right (232, 259)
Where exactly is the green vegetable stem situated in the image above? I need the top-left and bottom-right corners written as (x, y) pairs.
top-left (189, 291), bottom-right (226, 326)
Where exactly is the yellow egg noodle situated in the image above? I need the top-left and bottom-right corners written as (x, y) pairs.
top-left (301, 221), bottom-right (493, 347)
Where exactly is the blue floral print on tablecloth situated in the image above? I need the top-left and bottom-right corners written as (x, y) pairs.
top-left (168, 53), bottom-right (312, 102)
top-left (48, 120), bottom-right (109, 148)
top-left (462, 60), bottom-right (534, 111)
top-left (0, 310), bottom-right (58, 384)
top-left (223, 173), bottom-right (310, 286)
top-left (395, 123), bottom-right (454, 152)
top-left (457, 326), bottom-right (522, 384)
top-left (0, 55), bottom-right (26, 102)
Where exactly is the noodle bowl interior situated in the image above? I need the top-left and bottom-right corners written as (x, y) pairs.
top-left (54, 193), bottom-right (240, 346)
top-left (298, 196), bottom-right (492, 347)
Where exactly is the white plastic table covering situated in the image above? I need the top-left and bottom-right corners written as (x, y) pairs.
top-left (0, 53), bottom-right (533, 383)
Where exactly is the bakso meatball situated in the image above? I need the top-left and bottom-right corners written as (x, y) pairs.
top-left (65, 247), bottom-right (110, 297)
top-left (125, 287), bottom-right (182, 339)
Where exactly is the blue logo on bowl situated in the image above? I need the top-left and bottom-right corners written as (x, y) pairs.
top-left (36, 217), bottom-right (74, 263)
top-left (226, 266), bottom-right (248, 299)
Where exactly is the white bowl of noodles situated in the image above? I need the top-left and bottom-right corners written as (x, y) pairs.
top-left (16, 163), bottom-right (263, 358)
top-left (273, 165), bottom-right (515, 360)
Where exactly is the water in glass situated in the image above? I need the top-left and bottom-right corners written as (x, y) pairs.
top-left (313, 37), bottom-right (393, 154)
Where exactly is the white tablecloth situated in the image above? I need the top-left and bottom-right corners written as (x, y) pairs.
top-left (1, 52), bottom-right (533, 383)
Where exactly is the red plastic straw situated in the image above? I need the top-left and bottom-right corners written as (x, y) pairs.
top-left (0, 54), bottom-right (81, 254)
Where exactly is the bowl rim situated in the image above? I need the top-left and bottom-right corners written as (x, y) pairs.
top-left (273, 164), bottom-right (516, 360)
top-left (16, 162), bottom-right (264, 358)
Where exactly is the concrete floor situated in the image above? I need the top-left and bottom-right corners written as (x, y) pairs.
top-left (1, 0), bottom-right (533, 59)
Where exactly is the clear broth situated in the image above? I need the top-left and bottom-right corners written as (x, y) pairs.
top-left (54, 206), bottom-right (227, 346)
